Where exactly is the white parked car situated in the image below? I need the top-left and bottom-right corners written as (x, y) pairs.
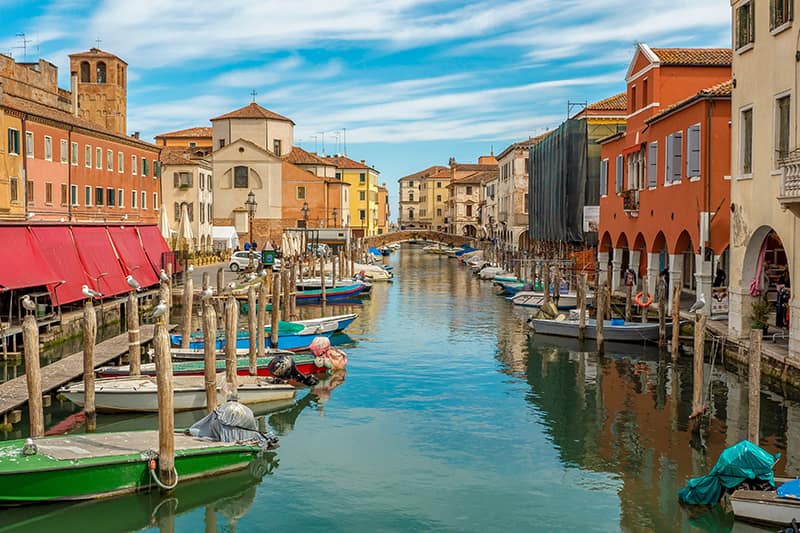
top-left (229, 251), bottom-right (260, 272)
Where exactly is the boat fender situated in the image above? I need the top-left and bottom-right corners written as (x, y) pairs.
top-left (146, 453), bottom-right (179, 491)
top-left (634, 292), bottom-right (653, 307)
top-left (22, 438), bottom-right (37, 456)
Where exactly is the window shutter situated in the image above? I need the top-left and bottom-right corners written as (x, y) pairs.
top-left (173, 172), bottom-right (179, 188)
top-left (174, 202), bottom-right (180, 221)
top-left (615, 155), bottom-right (623, 193)
top-left (188, 203), bottom-right (194, 222)
top-left (672, 131), bottom-right (683, 182)
top-left (647, 142), bottom-right (658, 188)
top-left (687, 125), bottom-right (701, 177)
top-left (188, 173), bottom-right (194, 187)
top-left (599, 160), bottom-right (608, 196)
top-left (665, 135), bottom-right (674, 183)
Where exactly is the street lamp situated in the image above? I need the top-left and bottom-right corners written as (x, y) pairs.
top-left (301, 201), bottom-right (309, 228)
top-left (245, 190), bottom-right (257, 248)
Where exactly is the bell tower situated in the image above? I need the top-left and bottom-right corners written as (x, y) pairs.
top-left (68, 48), bottom-right (127, 135)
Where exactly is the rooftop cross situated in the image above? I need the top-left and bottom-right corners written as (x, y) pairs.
top-left (250, 89), bottom-right (258, 103)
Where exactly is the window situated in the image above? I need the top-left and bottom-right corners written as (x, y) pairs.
top-left (200, 201), bottom-right (205, 223)
top-left (336, 172), bottom-right (341, 179)
top-left (7, 128), bottom-right (20, 155)
top-left (600, 159), bottom-right (609, 196)
top-left (107, 149), bottom-right (113, 171)
top-left (95, 147), bottom-right (102, 169)
top-left (141, 191), bottom-right (147, 209)
top-left (436, 194), bottom-right (442, 202)
top-left (359, 173), bottom-right (366, 183)
top-left (44, 136), bottom-right (52, 161)
top-left (26, 181), bottom-right (33, 204)
top-left (359, 209), bottom-right (366, 220)
top-left (60, 139), bottom-right (67, 163)
top-left (189, 142), bottom-right (196, 148)
top-left (84, 185), bottom-right (92, 207)
top-left (71, 142), bottom-right (78, 165)
top-left (118, 188), bottom-right (124, 207)
top-left (131, 190), bottom-right (137, 208)
top-left (118, 152), bottom-right (123, 173)
top-left (771, 0), bottom-right (793, 30)
top-left (208, 203), bottom-right (212, 222)
top-left (776, 94), bottom-right (791, 164)
top-left (142, 158), bottom-right (149, 176)
top-left (437, 181), bottom-right (442, 188)
top-left (131, 155), bottom-right (137, 175)
top-left (408, 181), bottom-right (414, 187)
top-left (70, 184), bottom-right (78, 206)
top-left (9, 177), bottom-right (18, 202)
top-left (742, 107), bottom-right (754, 174)
top-left (96, 62), bottom-right (106, 84)
top-left (273, 139), bottom-right (282, 155)
top-left (95, 186), bottom-right (104, 206)
top-left (25, 132), bottom-right (33, 157)
top-left (631, 86), bottom-right (637, 112)
top-left (736, 1), bottom-right (755, 49)
top-left (615, 155), bottom-right (624, 193)
top-left (362, 191), bottom-right (368, 202)
top-left (686, 124), bottom-right (701, 178)
top-left (154, 160), bottom-right (161, 178)
top-left (647, 142), bottom-right (658, 187)
top-left (407, 209), bottom-right (414, 220)
top-left (523, 193), bottom-right (529, 214)
top-left (85, 145), bottom-right (92, 167)
top-left (106, 189), bottom-right (114, 209)
top-left (174, 172), bottom-right (193, 188)
top-left (436, 208), bottom-right (442, 217)
top-left (60, 183), bottom-right (68, 206)
top-left (153, 192), bottom-right (158, 210)
top-left (296, 186), bottom-right (306, 199)
top-left (44, 182), bottom-right (52, 204)
top-left (466, 186), bottom-right (473, 195)
top-left (219, 139), bottom-right (225, 149)
top-left (80, 61), bottom-right (90, 82)
top-left (642, 79), bottom-right (649, 107)
top-left (466, 204), bottom-right (473, 217)
top-left (665, 131), bottom-right (683, 183)
top-left (234, 166), bottom-right (248, 188)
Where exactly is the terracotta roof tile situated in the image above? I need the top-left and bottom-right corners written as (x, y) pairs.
top-left (453, 169), bottom-right (498, 184)
top-left (323, 155), bottom-right (376, 171)
top-left (159, 147), bottom-right (210, 166)
top-left (651, 48), bottom-right (732, 67)
top-left (281, 161), bottom-right (340, 183)
top-left (1, 93), bottom-right (157, 150)
top-left (452, 163), bottom-right (497, 172)
top-left (284, 146), bottom-right (333, 166)
top-left (398, 165), bottom-right (448, 181)
top-left (211, 102), bottom-right (294, 124)
top-left (647, 79), bottom-right (733, 124)
top-left (586, 92), bottom-right (628, 112)
top-left (156, 126), bottom-right (212, 139)
top-left (68, 48), bottom-right (128, 65)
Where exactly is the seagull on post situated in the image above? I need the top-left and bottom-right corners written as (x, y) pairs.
top-left (688, 293), bottom-right (706, 314)
top-left (82, 285), bottom-right (103, 300)
top-left (21, 295), bottom-right (36, 314)
top-left (126, 275), bottom-right (142, 292)
top-left (200, 287), bottom-right (214, 300)
top-left (187, 264), bottom-right (194, 273)
top-left (159, 269), bottom-right (170, 282)
top-left (149, 300), bottom-right (167, 321)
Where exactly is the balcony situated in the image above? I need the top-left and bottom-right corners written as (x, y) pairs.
top-left (779, 151), bottom-right (800, 215)
top-left (622, 189), bottom-right (639, 217)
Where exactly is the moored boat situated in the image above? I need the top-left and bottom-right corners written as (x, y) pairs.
top-left (170, 323), bottom-right (333, 351)
top-left (97, 354), bottom-right (327, 379)
top-left (171, 346), bottom-right (294, 361)
top-left (512, 290), bottom-right (588, 310)
top-left (529, 317), bottom-right (672, 342)
top-left (59, 374), bottom-right (296, 413)
top-left (295, 283), bottom-right (368, 303)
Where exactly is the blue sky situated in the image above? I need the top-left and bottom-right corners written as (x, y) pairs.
top-left (1, 1), bottom-right (731, 218)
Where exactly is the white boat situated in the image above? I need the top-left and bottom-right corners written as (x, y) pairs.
top-left (478, 267), bottom-right (510, 280)
top-left (511, 290), bottom-right (588, 309)
top-left (353, 263), bottom-right (393, 281)
top-left (529, 317), bottom-right (673, 342)
top-left (171, 347), bottom-right (295, 361)
top-left (292, 313), bottom-right (359, 334)
top-left (730, 477), bottom-right (800, 528)
top-left (58, 374), bottom-right (296, 413)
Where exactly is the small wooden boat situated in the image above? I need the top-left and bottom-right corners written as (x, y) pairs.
top-left (171, 346), bottom-right (294, 361)
top-left (512, 290), bottom-right (589, 310)
top-left (295, 283), bottom-right (368, 303)
top-left (0, 431), bottom-right (266, 504)
top-left (96, 354), bottom-right (327, 379)
top-left (730, 485), bottom-right (799, 527)
top-left (59, 374), bottom-right (296, 413)
top-left (296, 278), bottom-right (372, 293)
top-left (529, 318), bottom-right (674, 342)
top-left (293, 313), bottom-right (359, 334)
top-left (171, 324), bottom-right (333, 351)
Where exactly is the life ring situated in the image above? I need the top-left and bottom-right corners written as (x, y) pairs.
top-left (634, 292), bottom-right (653, 307)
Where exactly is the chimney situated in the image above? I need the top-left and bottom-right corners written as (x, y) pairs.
top-left (132, 131), bottom-right (140, 139)
top-left (360, 160), bottom-right (365, 164)
top-left (70, 71), bottom-right (78, 116)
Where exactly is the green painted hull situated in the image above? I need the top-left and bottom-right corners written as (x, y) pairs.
top-left (0, 432), bottom-right (263, 504)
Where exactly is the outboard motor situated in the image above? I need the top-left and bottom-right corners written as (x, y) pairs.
top-left (189, 400), bottom-right (279, 450)
top-left (267, 354), bottom-right (319, 387)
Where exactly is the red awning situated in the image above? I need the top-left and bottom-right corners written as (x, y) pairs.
top-left (30, 226), bottom-right (94, 305)
top-left (72, 226), bottom-right (129, 297)
top-left (0, 227), bottom-right (60, 291)
top-left (108, 226), bottom-right (159, 289)
top-left (137, 225), bottom-right (172, 274)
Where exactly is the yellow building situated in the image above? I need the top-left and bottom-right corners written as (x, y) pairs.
top-left (397, 165), bottom-right (449, 230)
top-left (0, 110), bottom-right (24, 220)
top-left (325, 155), bottom-right (380, 237)
top-left (154, 126), bottom-right (212, 153)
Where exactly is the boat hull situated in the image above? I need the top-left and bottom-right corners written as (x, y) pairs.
top-left (731, 489), bottom-right (800, 527)
top-left (530, 318), bottom-right (672, 342)
top-left (173, 330), bottom-right (334, 351)
top-left (96, 355), bottom-right (327, 379)
top-left (511, 291), bottom-right (589, 310)
top-left (0, 432), bottom-right (263, 504)
top-left (295, 284), bottom-right (367, 303)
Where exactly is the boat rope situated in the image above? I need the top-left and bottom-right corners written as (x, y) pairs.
top-left (147, 454), bottom-right (179, 491)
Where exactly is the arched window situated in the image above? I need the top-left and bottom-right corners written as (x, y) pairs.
top-left (96, 62), bottom-right (106, 84)
top-left (233, 166), bottom-right (249, 188)
top-left (80, 61), bottom-right (90, 82)
top-left (408, 208), bottom-right (414, 220)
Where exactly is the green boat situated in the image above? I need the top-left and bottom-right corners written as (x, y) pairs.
top-left (0, 431), bottom-right (264, 504)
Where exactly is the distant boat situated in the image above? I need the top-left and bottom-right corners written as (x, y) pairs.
top-left (529, 317), bottom-right (673, 343)
top-left (295, 283), bottom-right (369, 303)
top-left (59, 374), bottom-right (296, 413)
top-left (296, 278), bottom-right (372, 293)
top-left (96, 354), bottom-right (327, 379)
top-left (511, 290), bottom-right (589, 310)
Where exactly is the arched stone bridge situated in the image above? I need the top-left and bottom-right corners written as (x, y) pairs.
top-left (365, 230), bottom-right (473, 248)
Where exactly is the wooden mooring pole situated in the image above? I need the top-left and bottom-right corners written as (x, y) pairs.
top-left (159, 283), bottom-right (171, 329)
top-left (658, 280), bottom-right (667, 347)
top-left (83, 300), bottom-right (97, 432)
top-left (577, 274), bottom-right (586, 341)
top-left (596, 282), bottom-right (605, 353)
top-left (270, 272), bottom-right (280, 348)
top-left (154, 319), bottom-right (176, 490)
top-left (748, 328), bottom-right (763, 444)
top-left (202, 298), bottom-right (217, 412)
top-left (691, 313), bottom-right (708, 419)
top-left (257, 280), bottom-right (268, 362)
top-left (127, 291), bottom-right (141, 375)
top-left (671, 285), bottom-right (680, 360)
top-left (181, 276), bottom-right (193, 349)
top-left (224, 296), bottom-right (238, 395)
top-left (21, 314), bottom-right (44, 437)
top-left (640, 278), bottom-right (648, 324)
top-left (247, 285), bottom-right (257, 375)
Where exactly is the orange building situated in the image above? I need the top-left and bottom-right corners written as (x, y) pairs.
top-left (280, 161), bottom-right (346, 230)
top-left (154, 126), bottom-right (212, 155)
top-left (598, 45), bottom-right (731, 312)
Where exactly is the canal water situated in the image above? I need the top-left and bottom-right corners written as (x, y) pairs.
top-left (2, 246), bottom-right (800, 532)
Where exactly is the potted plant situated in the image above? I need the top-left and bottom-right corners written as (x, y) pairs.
top-left (750, 296), bottom-right (771, 333)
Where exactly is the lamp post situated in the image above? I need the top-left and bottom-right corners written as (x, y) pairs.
top-left (301, 201), bottom-right (309, 228)
top-left (245, 190), bottom-right (257, 249)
